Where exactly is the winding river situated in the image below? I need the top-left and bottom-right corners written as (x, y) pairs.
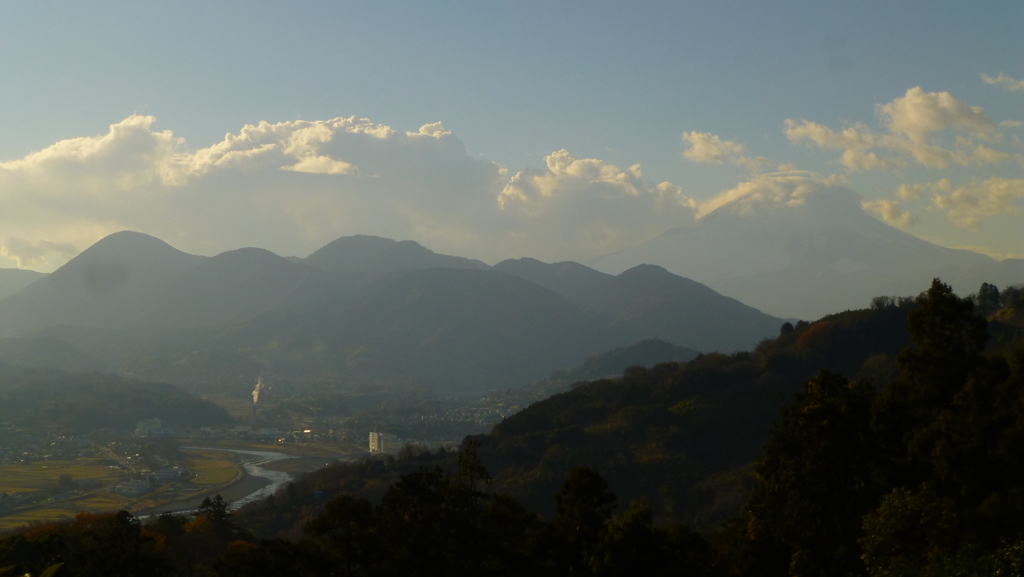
top-left (180, 447), bottom-right (296, 511)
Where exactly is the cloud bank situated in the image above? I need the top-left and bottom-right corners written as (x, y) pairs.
top-left (499, 149), bottom-right (697, 260)
top-left (0, 116), bottom-right (697, 269)
top-left (3, 80), bottom-right (1020, 271)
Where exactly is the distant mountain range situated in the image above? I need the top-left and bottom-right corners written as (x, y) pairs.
top-left (589, 186), bottom-right (1023, 319)
top-left (0, 268), bottom-right (46, 301)
top-left (0, 232), bottom-right (782, 392)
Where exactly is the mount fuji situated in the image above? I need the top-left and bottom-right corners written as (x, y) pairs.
top-left (589, 181), bottom-right (1021, 319)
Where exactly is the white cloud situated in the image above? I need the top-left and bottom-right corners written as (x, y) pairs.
top-left (0, 238), bottom-right (79, 269)
top-left (0, 116), bottom-right (706, 270)
top-left (499, 149), bottom-right (697, 260)
top-left (0, 115), bottom-right (505, 270)
top-left (970, 144), bottom-right (1024, 167)
top-left (896, 179), bottom-right (950, 200)
top-left (697, 171), bottom-right (851, 217)
top-left (786, 87), bottom-right (1015, 170)
top-left (682, 131), bottom-right (746, 163)
top-left (681, 131), bottom-right (771, 171)
top-left (982, 73), bottom-right (1024, 93)
top-left (784, 120), bottom-right (903, 170)
top-left (862, 199), bottom-right (916, 229)
top-left (929, 177), bottom-right (1024, 228)
top-left (877, 86), bottom-right (995, 143)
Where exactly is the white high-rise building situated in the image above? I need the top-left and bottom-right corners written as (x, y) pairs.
top-left (369, 431), bottom-right (398, 454)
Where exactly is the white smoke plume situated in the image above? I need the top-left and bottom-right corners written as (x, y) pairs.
top-left (252, 377), bottom-right (263, 405)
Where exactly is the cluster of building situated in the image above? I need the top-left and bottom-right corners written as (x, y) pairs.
top-left (107, 466), bottom-right (185, 497)
top-left (367, 432), bottom-right (453, 455)
top-left (0, 428), bottom-right (97, 465)
top-left (133, 418), bottom-right (175, 439)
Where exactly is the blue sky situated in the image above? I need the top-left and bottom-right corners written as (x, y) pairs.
top-left (1, 1), bottom-right (1021, 270)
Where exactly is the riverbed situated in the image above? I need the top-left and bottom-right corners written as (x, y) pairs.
top-left (142, 447), bottom-right (298, 515)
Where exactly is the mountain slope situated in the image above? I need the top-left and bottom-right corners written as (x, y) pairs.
top-left (137, 247), bottom-right (337, 328)
top-left (0, 336), bottom-right (108, 372)
top-left (588, 186), bottom-right (999, 319)
top-left (0, 231), bottom-right (207, 336)
top-left (304, 235), bottom-right (490, 274)
top-left (496, 259), bottom-right (782, 352)
top-left (0, 269), bottom-right (46, 302)
top-left (124, 268), bottom-right (618, 392)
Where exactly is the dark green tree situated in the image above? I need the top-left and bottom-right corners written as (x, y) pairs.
top-left (976, 282), bottom-right (1002, 314)
top-left (742, 371), bottom-right (879, 577)
top-left (196, 495), bottom-right (236, 539)
top-left (304, 495), bottom-right (376, 577)
top-left (554, 467), bottom-right (618, 575)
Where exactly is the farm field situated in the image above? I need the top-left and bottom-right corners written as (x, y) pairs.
top-left (0, 451), bottom-right (244, 529)
top-left (0, 458), bottom-right (120, 493)
top-left (0, 458), bottom-right (128, 530)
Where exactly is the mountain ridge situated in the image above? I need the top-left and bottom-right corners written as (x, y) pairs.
top-left (0, 231), bottom-right (784, 392)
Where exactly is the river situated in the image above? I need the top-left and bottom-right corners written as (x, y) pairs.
top-left (179, 447), bottom-right (296, 512)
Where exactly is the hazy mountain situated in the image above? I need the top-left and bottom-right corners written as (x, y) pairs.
top-left (0, 230), bottom-right (783, 392)
top-left (304, 234), bottom-right (490, 274)
top-left (137, 247), bottom-right (339, 328)
top-left (0, 268), bottom-right (47, 302)
top-left (0, 231), bottom-right (207, 336)
top-left (496, 259), bottom-right (782, 352)
top-left (0, 336), bottom-right (108, 372)
top-left (588, 187), bottom-right (1000, 319)
top-left (126, 268), bottom-right (617, 392)
top-left (493, 258), bottom-right (612, 303)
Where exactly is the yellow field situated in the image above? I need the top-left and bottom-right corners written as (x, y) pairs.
top-left (187, 457), bottom-right (239, 486)
top-left (0, 451), bottom-right (242, 531)
top-left (0, 458), bottom-right (133, 530)
top-left (73, 492), bottom-right (129, 511)
top-left (0, 459), bottom-right (122, 493)
top-left (0, 508), bottom-right (78, 530)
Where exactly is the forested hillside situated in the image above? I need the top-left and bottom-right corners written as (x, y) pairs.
top-left (234, 298), bottom-right (916, 537)
top-left (0, 364), bottom-right (231, 433)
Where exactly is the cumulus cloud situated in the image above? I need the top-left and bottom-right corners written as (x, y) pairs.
top-left (896, 179), bottom-right (950, 200)
top-left (0, 238), bottom-right (79, 269)
top-left (499, 149), bottom-right (697, 260)
top-left (982, 73), bottom-right (1024, 93)
top-left (878, 86), bottom-right (996, 143)
top-left (786, 87), bottom-right (1015, 170)
top-left (681, 131), bottom-right (771, 172)
top-left (0, 116), bottom-right (705, 269)
top-left (682, 131), bottom-right (746, 163)
top-left (0, 115), bottom-right (504, 270)
top-left (783, 120), bottom-right (903, 170)
top-left (861, 199), bottom-right (916, 229)
top-left (930, 177), bottom-right (1024, 228)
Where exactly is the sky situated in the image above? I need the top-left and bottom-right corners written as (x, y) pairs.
top-left (0, 1), bottom-right (1021, 271)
